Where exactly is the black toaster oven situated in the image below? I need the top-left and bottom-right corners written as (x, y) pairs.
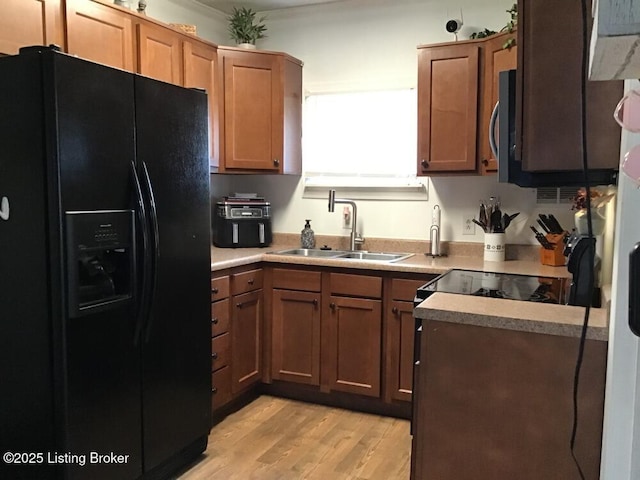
top-left (212, 196), bottom-right (272, 248)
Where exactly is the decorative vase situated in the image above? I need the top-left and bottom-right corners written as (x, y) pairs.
top-left (237, 43), bottom-right (257, 49)
top-left (574, 209), bottom-right (606, 236)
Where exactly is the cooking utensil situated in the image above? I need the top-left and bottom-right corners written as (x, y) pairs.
top-left (491, 209), bottom-right (503, 233)
top-left (479, 201), bottom-right (488, 229)
top-left (503, 212), bottom-right (519, 230)
top-left (473, 218), bottom-right (487, 233)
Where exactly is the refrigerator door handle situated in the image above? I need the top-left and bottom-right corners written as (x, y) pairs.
top-left (141, 161), bottom-right (160, 342)
top-left (131, 162), bottom-right (151, 345)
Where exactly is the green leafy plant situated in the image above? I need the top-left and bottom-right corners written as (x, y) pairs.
top-left (469, 4), bottom-right (517, 48)
top-left (227, 7), bottom-right (267, 45)
top-left (470, 28), bottom-right (497, 40)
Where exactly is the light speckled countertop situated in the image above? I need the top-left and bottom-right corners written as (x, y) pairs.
top-left (210, 243), bottom-right (609, 340)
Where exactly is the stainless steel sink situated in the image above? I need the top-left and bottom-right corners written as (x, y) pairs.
top-left (268, 248), bottom-right (414, 263)
top-left (337, 252), bottom-right (414, 262)
top-left (268, 248), bottom-right (346, 258)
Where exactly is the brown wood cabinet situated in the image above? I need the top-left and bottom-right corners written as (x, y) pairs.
top-left (211, 275), bottom-right (232, 412)
top-left (231, 269), bottom-right (263, 394)
top-left (322, 273), bottom-right (383, 398)
top-left (516, 0), bottom-right (622, 172)
top-left (65, 0), bottom-right (134, 71)
top-left (136, 21), bottom-right (182, 85)
top-left (216, 47), bottom-right (302, 174)
top-left (0, 0), bottom-right (64, 56)
top-left (183, 41), bottom-right (218, 167)
top-left (411, 319), bottom-right (607, 480)
top-left (384, 277), bottom-right (432, 403)
top-left (271, 268), bottom-right (322, 385)
top-left (417, 31), bottom-right (516, 176)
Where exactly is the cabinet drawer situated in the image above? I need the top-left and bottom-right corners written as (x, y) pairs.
top-left (211, 299), bottom-right (230, 336)
top-left (231, 269), bottom-right (263, 295)
top-left (211, 275), bottom-right (230, 301)
top-left (211, 365), bottom-right (232, 409)
top-left (211, 332), bottom-right (230, 371)
top-left (330, 273), bottom-right (382, 298)
top-left (391, 278), bottom-right (431, 302)
top-left (272, 268), bottom-right (321, 292)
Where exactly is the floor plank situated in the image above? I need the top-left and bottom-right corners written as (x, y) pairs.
top-left (178, 396), bottom-right (411, 480)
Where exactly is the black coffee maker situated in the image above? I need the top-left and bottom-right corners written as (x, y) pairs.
top-left (564, 233), bottom-right (601, 307)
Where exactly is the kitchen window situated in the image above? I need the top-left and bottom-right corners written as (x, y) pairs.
top-left (303, 89), bottom-right (428, 200)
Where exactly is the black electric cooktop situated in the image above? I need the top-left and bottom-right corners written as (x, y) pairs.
top-left (415, 269), bottom-right (567, 305)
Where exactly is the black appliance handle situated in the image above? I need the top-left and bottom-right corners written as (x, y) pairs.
top-left (131, 162), bottom-right (151, 345)
top-left (141, 161), bottom-right (160, 342)
top-left (630, 243), bottom-right (640, 337)
top-left (489, 100), bottom-right (499, 161)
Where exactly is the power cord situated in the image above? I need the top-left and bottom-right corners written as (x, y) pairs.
top-left (570, 1), bottom-right (596, 478)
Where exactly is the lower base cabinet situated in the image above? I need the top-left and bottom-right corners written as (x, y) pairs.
top-left (231, 289), bottom-right (263, 394)
top-left (411, 319), bottom-right (607, 480)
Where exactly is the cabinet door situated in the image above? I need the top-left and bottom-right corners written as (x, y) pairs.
top-left (326, 296), bottom-right (382, 397)
top-left (231, 289), bottom-right (262, 394)
top-left (0, 0), bottom-right (63, 56)
top-left (271, 289), bottom-right (321, 385)
top-left (65, 0), bottom-right (134, 71)
top-left (136, 22), bottom-right (182, 85)
top-left (480, 34), bottom-right (517, 175)
top-left (184, 41), bottom-right (218, 168)
top-left (517, 0), bottom-right (622, 171)
top-left (418, 44), bottom-right (479, 174)
top-left (387, 300), bottom-right (416, 402)
top-left (221, 52), bottom-right (283, 171)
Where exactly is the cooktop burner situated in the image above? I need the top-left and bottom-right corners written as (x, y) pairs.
top-left (416, 269), bottom-right (567, 305)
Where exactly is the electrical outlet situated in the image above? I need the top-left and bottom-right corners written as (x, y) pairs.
top-left (462, 216), bottom-right (475, 235)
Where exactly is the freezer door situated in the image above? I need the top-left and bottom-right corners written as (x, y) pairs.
top-left (134, 75), bottom-right (211, 474)
top-left (52, 53), bottom-right (143, 480)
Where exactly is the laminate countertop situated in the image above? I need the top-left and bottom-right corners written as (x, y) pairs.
top-left (210, 244), bottom-right (609, 340)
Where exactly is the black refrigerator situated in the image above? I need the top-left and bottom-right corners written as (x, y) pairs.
top-left (0, 46), bottom-right (211, 479)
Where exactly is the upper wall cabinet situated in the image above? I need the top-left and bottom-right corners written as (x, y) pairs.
top-left (65, 0), bottom-right (134, 72)
top-left (0, 0), bottom-right (64, 56)
top-left (417, 31), bottom-right (516, 176)
top-left (136, 21), bottom-right (183, 85)
top-left (216, 47), bottom-right (302, 174)
top-left (517, 0), bottom-right (622, 172)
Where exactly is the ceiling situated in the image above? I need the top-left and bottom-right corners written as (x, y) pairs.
top-left (193, 0), bottom-right (346, 14)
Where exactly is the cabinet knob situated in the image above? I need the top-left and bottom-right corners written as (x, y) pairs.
top-left (329, 302), bottom-right (336, 310)
top-left (211, 352), bottom-right (218, 360)
top-left (313, 299), bottom-right (318, 307)
top-left (212, 317), bottom-right (219, 325)
top-left (392, 307), bottom-right (399, 315)
top-left (236, 302), bottom-right (243, 309)
top-left (212, 287), bottom-right (219, 294)
top-left (247, 279), bottom-right (254, 285)
top-left (273, 158), bottom-right (280, 166)
top-left (421, 159), bottom-right (429, 169)
top-left (482, 158), bottom-right (489, 166)
top-left (212, 387), bottom-right (218, 394)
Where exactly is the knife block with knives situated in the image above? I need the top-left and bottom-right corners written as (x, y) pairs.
top-left (534, 214), bottom-right (567, 266)
top-left (539, 233), bottom-right (566, 266)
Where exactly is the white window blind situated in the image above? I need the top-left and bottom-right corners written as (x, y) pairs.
top-left (303, 89), bottom-right (421, 190)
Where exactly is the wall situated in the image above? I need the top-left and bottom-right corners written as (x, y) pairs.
top-left (143, 0), bottom-right (228, 44)
top-left (223, 0), bottom-right (590, 246)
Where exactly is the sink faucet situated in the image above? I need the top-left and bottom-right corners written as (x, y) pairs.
top-left (328, 189), bottom-right (364, 251)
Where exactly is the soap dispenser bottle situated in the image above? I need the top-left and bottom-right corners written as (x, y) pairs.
top-left (301, 219), bottom-right (315, 249)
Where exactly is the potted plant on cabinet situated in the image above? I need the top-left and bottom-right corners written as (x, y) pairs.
top-left (227, 7), bottom-right (267, 49)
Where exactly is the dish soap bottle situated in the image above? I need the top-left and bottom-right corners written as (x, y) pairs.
top-left (301, 219), bottom-right (315, 249)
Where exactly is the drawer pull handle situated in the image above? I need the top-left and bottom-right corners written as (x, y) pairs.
top-left (329, 302), bottom-right (336, 310)
top-left (236, 302), bottom-right (243, 309)
top-left (313, 299), bottom-right (318, 307)
top-left (212, 352), bottom-right (218, 360)
top-left (212, 387), bottom-right (218, 394)
top-left (212, 318), bottom-right (219, 325)
top-left (212, 287), bottom-right (219, 294)
top-left (392, 307), bottom-right (399, 315)
top-left (247, 279), bottom-right (254, 285)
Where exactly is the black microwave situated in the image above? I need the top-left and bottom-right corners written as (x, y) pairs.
top-left (496, 69), bottom-right (617, 188)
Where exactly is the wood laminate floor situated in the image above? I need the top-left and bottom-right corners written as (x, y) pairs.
top-left (177, 395), bottom-right (412, 480)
